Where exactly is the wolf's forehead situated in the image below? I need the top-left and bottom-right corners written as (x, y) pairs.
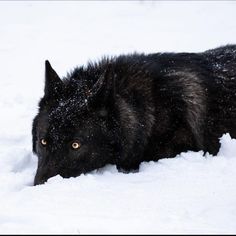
top-left (49, 96), bottom-right (87, 120)
top-left (37, 109), bottom-right (69, 133)
top-left (38, 111), bottom-right (77, 143)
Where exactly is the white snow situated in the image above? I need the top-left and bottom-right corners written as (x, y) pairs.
top-left (0, 1), bottom-right (236, 234)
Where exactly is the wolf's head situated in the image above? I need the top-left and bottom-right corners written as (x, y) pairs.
top-left (32, 60), bottom-right (120, 185)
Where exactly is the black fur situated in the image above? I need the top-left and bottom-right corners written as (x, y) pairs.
top-left (32, 45), bottom-right (236, 185)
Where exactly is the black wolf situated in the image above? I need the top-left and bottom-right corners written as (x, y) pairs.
top-left (32, 45), bottom-right (236, 185)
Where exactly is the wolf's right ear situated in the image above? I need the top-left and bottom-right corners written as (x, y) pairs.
top-left (44, 60), bottom-right (64, 98)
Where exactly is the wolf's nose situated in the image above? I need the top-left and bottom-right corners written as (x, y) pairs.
top-left (34, 176), bottom-right (47, 186)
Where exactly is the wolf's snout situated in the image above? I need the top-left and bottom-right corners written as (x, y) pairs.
top-left (34, 165), bottom-right (59, 186)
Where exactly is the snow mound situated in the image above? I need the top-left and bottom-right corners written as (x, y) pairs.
top-left (0, 134), bottom-right (235, 234)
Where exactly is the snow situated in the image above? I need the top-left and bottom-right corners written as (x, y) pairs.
top-left (0, 1), bottom-right (236, 234)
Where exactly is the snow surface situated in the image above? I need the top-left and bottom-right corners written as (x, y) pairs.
top-left (0, 1), bottom-right (236, 234)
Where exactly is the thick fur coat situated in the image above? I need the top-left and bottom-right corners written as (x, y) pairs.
top-left (32, 45), bottom-right (236, 185)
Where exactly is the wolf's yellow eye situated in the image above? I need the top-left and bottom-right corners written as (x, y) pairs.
top-left (71, 141), bottom-right (81, 150)
top-left (40, 138), bottom-right (47, 146)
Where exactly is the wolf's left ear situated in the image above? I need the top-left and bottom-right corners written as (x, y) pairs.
top-left (89, 64), bottom-right (114, 99)
top-left (44, 60), bottom-right (64, 97)
top-left (85, 64), bottom-right (115, 109)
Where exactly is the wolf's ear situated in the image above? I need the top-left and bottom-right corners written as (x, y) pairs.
top-left (90, 70), bottom-right (107, 96)
top-left (85, 65), bottom-right (115, 109)
top-left (89, 64), bottom-right (113, 99)
top-left (44, 60), bottom-right (64, 97)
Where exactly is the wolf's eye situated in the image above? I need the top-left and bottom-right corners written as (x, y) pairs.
top-left (71, 141), bottom-right (81, 150)
top-left (40, 138), bottom-right (47, 146)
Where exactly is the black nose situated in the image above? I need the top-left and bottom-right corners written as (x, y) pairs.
top-left (34, 175), bottom-right (48, 186)
top-left (34, 168), bottom-right (58, 186)
top-left (34, 158), bottom-right (60, 185)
